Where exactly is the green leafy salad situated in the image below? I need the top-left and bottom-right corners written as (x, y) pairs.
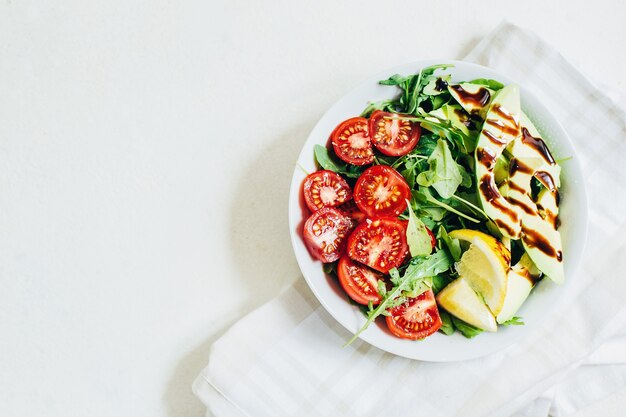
top-left (300, 64), bottom-right (564, 343)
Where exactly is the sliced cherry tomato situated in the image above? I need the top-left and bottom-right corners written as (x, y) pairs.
top-left (347, 217), bottom-right (409, 273)
top-left (386, 289), bottom-right (442, 340)
top-left (353, 165), bottom-right (411, 218)
top-left (331, 117), bottom-right (374, 166)
top-left (369, 110), bottom-right (421, 156)
top-left (303, 207), bottom-right (353, 263)
top-left (337, 256), bottom-right (383, 305)
top-left (339, 200), bottom-right (366, 223)
top-left (303, 170), bottom-right (352, 212)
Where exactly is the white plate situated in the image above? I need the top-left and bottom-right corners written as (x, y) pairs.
top-left (288, 60), bottom-right (588, 361)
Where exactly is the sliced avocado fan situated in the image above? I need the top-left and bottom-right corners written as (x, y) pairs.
top-left (449, 82), bottom-right (565, 284)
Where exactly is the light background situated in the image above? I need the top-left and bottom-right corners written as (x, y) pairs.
top-left (0, 1), bottom-right (624, 416)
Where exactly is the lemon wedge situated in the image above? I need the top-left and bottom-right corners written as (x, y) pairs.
top-left (436, 277), bottom-right (497, 332)
top-left (449, 229), bottom-right (510, 316)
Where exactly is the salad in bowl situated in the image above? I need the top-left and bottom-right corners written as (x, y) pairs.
top-left (289, 61), bottom-right (586, 360)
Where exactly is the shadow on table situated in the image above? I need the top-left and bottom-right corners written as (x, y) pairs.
top-left (163, 122), bottom-right (315, 417)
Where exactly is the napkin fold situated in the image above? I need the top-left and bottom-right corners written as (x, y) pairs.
top-left (194, 22), bottom-right (626, 417)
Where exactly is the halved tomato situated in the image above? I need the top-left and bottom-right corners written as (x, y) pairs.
top-left (339, 200), bottom-right (366, 224)
top-left (337, 256), bottom-right (383, 305)
top-left (303, 207), bottom-right (353, 263)
top-left (353, 165), bottom-right (411, 218)
top-left (347, 217), bottom-right (409, 273)
top-left (331, 117), bottom-right (374, 166)
top-left (386, 289), bottom-right (442, 340)
top-left (303, 170), bottom-right (352, 212)
top-left (369, 110), bottom-right (421, 156)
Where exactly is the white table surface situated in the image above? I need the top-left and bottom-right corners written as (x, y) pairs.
top-left (1, 1), bottom-right (624, 416)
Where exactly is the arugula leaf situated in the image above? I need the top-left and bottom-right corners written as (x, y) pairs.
top-left (458, 164), bottom-right (473, 188)
top-left (410, 190), bottom-right (448, 222)
top-left (430, 273), bottom-right (452, 294)
top-left (486, 220), bottom-right (504, 240)
top-left (420, 216), bottom-right (436, 230)
top-left (417, 187), bottom-right (480, 224)
top-left (419, 64), bottom-right (454, 77)
top-left (414, 132), bottom-right (439, 156)
top-left (450, 194), bottom-right (489, 220)
top-left (422, 74), bottom-right (451, 96)
top-left (344, 251), bottom-right (453, 346)
top-left (322, 261), bottom-right (337, 276)
top-left (430, 94), bottom-right (451, 111)
top-left (555, 156), bottom-right (573, 164)
top-left (401, 160), bottom-right (419, 187)
top-left (420, 118), bottom-right (476, 154)
top-left (373, 155), bottom-right (397, 166)
top-left (313, 144), bottom-right (363, 179)
top-left (405, 276), bottom-right (434, 298)
top-left (422, 207), bottom-right (446, 222)
top-left (314, 144), bottom-right (344, 172)
top-left (416, 139), bottom-right (463, 199)
top-left (407, 73), bottom-right (423, 115)
top-left (379, 74), bottom-right (412, 86)
top-left (451, 316), bottom-right (484, 338)
top-left (438, 226), bottom-right (462, 262)
top-left (409, 65), bottom-right (452, 114)
top-left (377, 65), bottom-right (453, 116)
top-left (402, 168), bottom-right (416, 187)
top-left (468, 78), bottom-right (505, 91)
top-left (500, 316), bottom-right (524, 326)
top-left (360, 99), bottom-right (397, 118)
top-left (438, 310), bottom-right (455, 335)
top-left (376, 280), bottom-right (387, 298)
top-left (405, 201), bottom-right (433, 257)
top-left (388, 266), bottom-right (403, 286)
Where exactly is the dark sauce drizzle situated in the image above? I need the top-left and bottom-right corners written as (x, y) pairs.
top-left (484, 130), bottom-right (506, 145)
top-left (534, 171), bottom-right (560, 207)
top-left (435, 78), bottom-right (448, 91)
top-left (485, 118), bottom-right (520, 136)
top-left (453, 108), bottom-right (475, 129)
top-left (495, 219), bottom-right (517, 239)
top-left (479, 175), bottom-right (519, 222)
top-left (509, 158), bottom-right (533, 176)
top-left (507, 197), bottom-right (537, 215)
top-left (518, 267), bottom-right (543, 285)
top-left (523, 228), bottom-right (561, 261)
top-left (522, 128), bottom-right (555, 165)
top-left (476, 147), bottom-right (497, 169)
top-left (492, 105), bottom-right (518, 125)
top-left (508, 181), bottom-right (527, 194)
top-left (450, 85), bottom-right (491, 108)
top-left (535, 171), bottom-right (556, 191)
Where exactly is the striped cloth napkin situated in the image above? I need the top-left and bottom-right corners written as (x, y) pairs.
top-left (194, 22), bottom-right (626, 417)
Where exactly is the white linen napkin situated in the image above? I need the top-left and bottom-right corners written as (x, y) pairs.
top-left (194, 22), bottom-right (626, 417)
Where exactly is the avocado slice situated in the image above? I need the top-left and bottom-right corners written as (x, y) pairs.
top-left (474, 84), bottom-right (523, 239)
top-left (496, 254), bottom-right (542, 323)
top-left (428, 104), bottom-right (474, 137)
top-left (506, 114), bottom-right (564, 284)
